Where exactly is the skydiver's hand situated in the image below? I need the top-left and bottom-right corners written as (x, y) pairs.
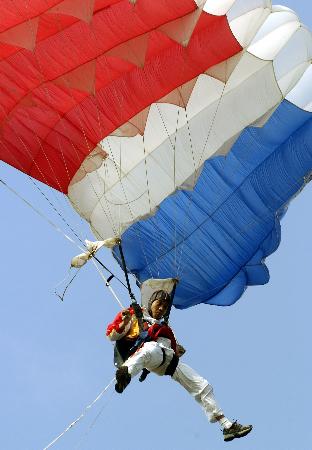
top-left (119, 309), bottom-right (132, 331)
top-left (176, 344), bottom-right (186, 357)
top-left (130, 302), bottom-right (143, 319)
top-left (121, 309), bottom-right (131, 324)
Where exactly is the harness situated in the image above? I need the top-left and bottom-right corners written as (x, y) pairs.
top-left (140, 347), bottom-right (179, 379)
top-left (114, 323), bottom-right (180, 378)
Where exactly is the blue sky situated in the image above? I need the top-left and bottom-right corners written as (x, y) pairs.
top-left (0, 2), bottom-right (312, 450)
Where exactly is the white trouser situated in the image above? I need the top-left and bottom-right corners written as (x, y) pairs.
top-left (123, 341), bottom-right (224, 423)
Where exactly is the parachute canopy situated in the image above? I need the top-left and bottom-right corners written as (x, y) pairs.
top-left (1, 0), bottom-right (312, 308)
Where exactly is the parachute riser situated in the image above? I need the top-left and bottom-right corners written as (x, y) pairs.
top-left (163, 281), bottom-right (178, 324)
top-left (118, 242), bottom-right (144, 329)
top-left (118, 243), bottom-right (135, 301)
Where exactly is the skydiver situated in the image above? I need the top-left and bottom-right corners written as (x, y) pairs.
top-left (106, 290), bottom-right (252, 442)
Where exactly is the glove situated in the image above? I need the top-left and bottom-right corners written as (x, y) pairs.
top-left (176, 344), bottom-right (186, 357)
top-left (130, 302), bottom-right (143, 319)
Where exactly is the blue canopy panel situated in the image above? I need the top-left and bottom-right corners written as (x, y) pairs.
top-left (113, 101), bottom-right (312, 309)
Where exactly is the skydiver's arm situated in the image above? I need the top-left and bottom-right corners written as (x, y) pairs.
top-left (106, 308), bottom-right (133, 341)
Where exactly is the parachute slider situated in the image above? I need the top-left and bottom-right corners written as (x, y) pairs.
top-left (71, 237), bottom-right (120, 268)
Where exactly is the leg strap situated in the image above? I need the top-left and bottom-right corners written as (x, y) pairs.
top-left (139, 348), bottom-right (179, 381)
top-left (139, 347), bottom-right (167, 382)
top-left (165, 353), bottom-right (179, 376)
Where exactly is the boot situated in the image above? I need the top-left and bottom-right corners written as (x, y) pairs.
top-left (223, 421), bottom-right (252, 442)
top-left (115, 366), bottom-right (131, 394)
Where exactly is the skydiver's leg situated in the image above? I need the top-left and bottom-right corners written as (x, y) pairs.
top-left (172, 362), bottom-right (253, 440)
top-left (115, 341), bottom-right (165, 392)
top-left (123, 341), bottom-right (165, 376)
top-left (172, 362), bottom-right (232, 428)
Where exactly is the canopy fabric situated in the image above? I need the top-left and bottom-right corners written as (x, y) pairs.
top-left (1, 1), bottom-right (312, 309)
top-left (0, 0), bottom-right (240, 191)
top-left (68, 4), bottom-right (312, 239)
top-left (114, 100), bottom-right (312, 308)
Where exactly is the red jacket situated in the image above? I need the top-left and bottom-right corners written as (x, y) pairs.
top-left (106, 307), bottom-right (139, 341)
top-left (106, 308), bottom-right (177, 353)
top-left (147, 322), bottom-right (177, 353)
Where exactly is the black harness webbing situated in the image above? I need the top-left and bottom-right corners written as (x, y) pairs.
top-left (139, 349), bottom-right (179, 381)
top-left (157, 348), bottom-right (179, 376)
top-left (159, 347), bottom-right (167, 368)
top-left (118, 241), bottom-right (147, 337)
top-left (118, 242), bottom-right (136, 302)
top-left (165, 353), bottom-right (179, 376)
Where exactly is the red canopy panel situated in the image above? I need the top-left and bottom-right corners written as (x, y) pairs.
top-left (0, 1), bottom-right (242, 192)
top-left (0, 1), bottom-right (123, 58)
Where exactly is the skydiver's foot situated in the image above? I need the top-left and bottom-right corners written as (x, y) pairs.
top-left (223, 422), bottom-right (253, 442)
top-left (115, 366), bottom-right (131, 394)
